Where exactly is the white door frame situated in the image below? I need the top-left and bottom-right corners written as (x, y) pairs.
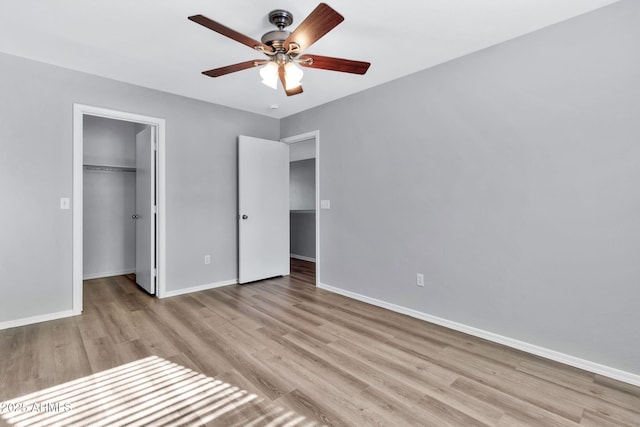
top-left (281, 130), bottom-right (320, 286)
top-left (72, 104), bottom-right (167, 313)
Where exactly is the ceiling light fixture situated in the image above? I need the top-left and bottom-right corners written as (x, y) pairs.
top-left (259, 58), bottom-right (304, 91)
top-left (188, 4), bottom-right (371, 97)
top-left (284, 62), bottom-right (303, 90)
top-left (259, 62), bottom-right (279, 89)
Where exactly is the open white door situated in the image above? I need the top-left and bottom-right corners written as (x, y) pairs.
top-left (135, 126), bottom-right (156, 294)
top-left (238, 136), bottom-right (290, 284)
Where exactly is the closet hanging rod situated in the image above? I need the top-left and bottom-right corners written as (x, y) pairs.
top-left (83, 164), bottom-right (136, 173)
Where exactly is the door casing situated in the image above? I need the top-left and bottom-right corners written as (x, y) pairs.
top-left (72, 104), bottom-right (167, 313)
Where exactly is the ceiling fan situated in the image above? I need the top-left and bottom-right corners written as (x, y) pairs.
top-left (188, 3), bottom-right (371, 96)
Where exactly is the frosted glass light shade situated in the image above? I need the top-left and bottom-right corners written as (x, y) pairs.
top-left (284, 62), bottom-right (303, 90)
top-left (260, 62), bottom-right (279, 90)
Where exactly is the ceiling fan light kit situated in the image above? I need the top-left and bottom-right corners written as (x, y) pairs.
top-left (188, 3), bottom-right (371, 97)
top-left (260, 62), bottom-right (279, 89)
top-left (283, 62), bottom-right (304, 90)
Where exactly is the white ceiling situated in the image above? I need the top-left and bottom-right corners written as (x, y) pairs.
top-left (0, 0), bottom-right (619, 119)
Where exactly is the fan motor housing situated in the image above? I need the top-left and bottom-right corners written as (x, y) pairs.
top-left (261, 30), bottom-right (291, 50)
top-left (262, 9), bottom-right (294, 51)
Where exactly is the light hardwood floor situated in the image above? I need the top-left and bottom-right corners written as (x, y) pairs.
top-left (1, 259), bottom-right (639, 426)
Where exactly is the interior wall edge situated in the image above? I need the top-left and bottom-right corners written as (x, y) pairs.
top-left (318, 281), bottom-right (640, 387)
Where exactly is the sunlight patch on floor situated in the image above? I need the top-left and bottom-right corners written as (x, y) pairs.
top-left (0, 355), bottom-right (316, 426)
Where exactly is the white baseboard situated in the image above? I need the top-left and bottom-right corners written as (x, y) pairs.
top-left (0, 310), bottom-right (79, 331)
top-left (290, 254), bottom-right (316, 263)
top-left (318, 282), bottom-right (640, 387)
top-left (83, 268), bottom-right (136, 280)
top-left (160, 279), bottom-right (238, 298)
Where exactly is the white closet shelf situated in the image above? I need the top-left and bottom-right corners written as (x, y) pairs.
top-left (83, 164), bottom-right (136, 172)
top-left (290, 209), bottom-right (316, 214)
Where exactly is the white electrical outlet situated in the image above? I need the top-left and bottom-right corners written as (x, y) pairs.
top-left (416, 273), bottom-right (424, 287)
top-left (204, 255), bottom-right (211, 265)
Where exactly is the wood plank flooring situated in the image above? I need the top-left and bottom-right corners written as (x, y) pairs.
top-left (1, 259), bottom-right (639, 426)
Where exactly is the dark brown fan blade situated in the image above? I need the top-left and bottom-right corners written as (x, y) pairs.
top-left (188, 15), bottom-right (271, 52)
top-left (284, 3), bottom-right (344, 53)
top-left (202, 60), bottom-right (261, 78)
top-left (278, 65), bottom-right (304, 96)
top-left (299, 54), bottom-right (370, 74)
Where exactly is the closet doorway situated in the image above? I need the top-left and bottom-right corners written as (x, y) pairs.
top-left (72, 105), bottom-right (166, 313)
top-left (283, 131), bottom-right (320, 286)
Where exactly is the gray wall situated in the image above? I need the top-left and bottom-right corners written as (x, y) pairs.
top-left (290, 159), bottom-right (316, 260)
top-left (290, 213), bottom-right (316, 260)
top-left (289, 139), bottom-right (316, 162)
top-left (84, 115), bottom-right (137, 167)
top-left (290, 159), bottom-right (316, 210)
top-left (83, 116), bottom-right (137, 278)
top-left (0, 52), bottom-right (278, 322)
top-left (281, 0), bottom-right (640, 375)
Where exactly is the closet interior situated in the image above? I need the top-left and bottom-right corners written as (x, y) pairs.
top-left (83, 116), bottom-right (147, 280)
top-left (289, 139), bottom-right (316, 263)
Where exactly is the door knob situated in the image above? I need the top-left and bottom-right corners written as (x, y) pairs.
top-left (241, 215), bottom-right (248, 220)
top-left (132, 214), bottom-right (141, 219)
